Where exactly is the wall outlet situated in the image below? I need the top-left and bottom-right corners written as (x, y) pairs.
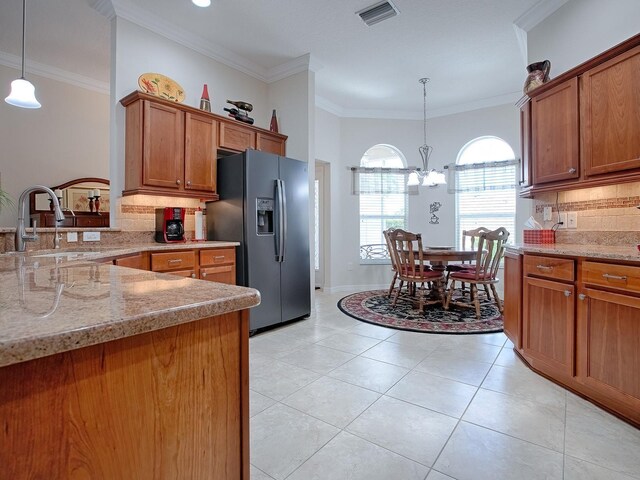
top-left (543, 206), bottom-right (552, 221)
top-left (567, 212), bottom-right (578, 229)
top-left (67, 232), bottom-right (78, 242)
top-left (82, 231), bottom-right (101, 242)
top-left (347, 262), bottom-right (353, 271)
top-left (558, 212), bottom-right (567, 229)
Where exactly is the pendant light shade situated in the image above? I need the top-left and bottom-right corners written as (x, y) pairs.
top-left (192, 0), bottom-right (211, 7)
top-left (5, 78), bottom-right (40, 108)
top-left (5, 0), bottom-right (41, 109)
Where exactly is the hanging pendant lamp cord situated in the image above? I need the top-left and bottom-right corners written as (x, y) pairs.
top-left (20, 0), bottom-right (26, 79)
top-left (418, 78), bottom-right (432, 171)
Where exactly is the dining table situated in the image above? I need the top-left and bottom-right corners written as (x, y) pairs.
top-left (421, 246), bottom-right (480, 271)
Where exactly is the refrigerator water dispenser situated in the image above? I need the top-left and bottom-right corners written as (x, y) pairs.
top-left (256, 198), bottom-right (274, 235)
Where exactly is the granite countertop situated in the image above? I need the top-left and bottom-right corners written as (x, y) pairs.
top-left (0, 242), bottom-right (259, 368)
top-left (507, 243), bottom-right (640, 262)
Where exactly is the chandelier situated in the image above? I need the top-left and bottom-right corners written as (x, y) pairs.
top-left (407, 78), bottom-right (445, 187)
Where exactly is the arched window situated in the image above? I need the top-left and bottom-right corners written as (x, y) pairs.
top-left (454, 136), bottom-right (516, 244)
top-left (359, 144), bottom-right (408, 263)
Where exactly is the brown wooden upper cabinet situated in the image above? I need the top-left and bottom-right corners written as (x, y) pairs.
top-left (120, 91), bottom-right (287, 200)
top-left (531, 77), bottom-right (580, 185)
top-left (581, 44), bottom-right (640, 177)
top-left (522, 33), bottom-right (640, 197)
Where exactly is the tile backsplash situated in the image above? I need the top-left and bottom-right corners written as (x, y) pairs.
top-left (532, 182), bottom-right (640, 234)
top-left (117, 195), bottom-right (204, 233)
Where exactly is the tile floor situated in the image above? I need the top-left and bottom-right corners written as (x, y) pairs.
top-left (249, 290), bottom-right (640, 480)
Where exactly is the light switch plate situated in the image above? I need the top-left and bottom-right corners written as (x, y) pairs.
top-left (67, 232), bottom-right (78, 242)
top-left (543, 206), bottom-right (552, 221)
top-left (567, 212), bottom-right (578, 229)
top-left (558, 212), bottom-right (567, 229)
top-left (82, 231), bottom-right (101, 242)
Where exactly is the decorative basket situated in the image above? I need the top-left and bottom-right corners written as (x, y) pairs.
top-left (523, 229), bottom-right (555, 244)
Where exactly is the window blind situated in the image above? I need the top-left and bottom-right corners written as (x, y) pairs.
top-left (351, 167), bottom-right (418, 195)
top-left (446, 159), bottom-right (519, 194)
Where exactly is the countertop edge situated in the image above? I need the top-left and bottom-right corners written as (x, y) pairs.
top-left (506, 243), bottom-right (640, 262)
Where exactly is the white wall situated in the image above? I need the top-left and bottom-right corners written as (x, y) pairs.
top-left (0, 64), bottom-right (109, 226)
top-left (326, 103), bottom-right (529, 292)
top-left (528, 0), bottom-right (640, 75)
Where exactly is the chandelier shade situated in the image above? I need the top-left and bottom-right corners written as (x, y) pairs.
top-left (4, 0), bottom-right (41, 109)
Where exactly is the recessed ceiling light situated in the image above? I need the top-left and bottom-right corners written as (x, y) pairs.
top-left (192, 0), bottom-right (211, 7)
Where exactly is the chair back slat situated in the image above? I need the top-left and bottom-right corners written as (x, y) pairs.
top-left (388, 229), bottom-right (425, 278)
top-left (383, 228), bottom-right (397, 271)
top-left (474, 227), bottom-right (510, 280)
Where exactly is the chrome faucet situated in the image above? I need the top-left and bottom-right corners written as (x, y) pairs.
top-left (15, 185), bottom-right (65, 252)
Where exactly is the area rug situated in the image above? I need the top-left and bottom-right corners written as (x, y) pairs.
top-left (337, 289), bottom-right (503, 334)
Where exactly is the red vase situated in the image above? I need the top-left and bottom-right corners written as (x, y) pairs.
top-left (200, 84), bottom-right (211, 112)
top-left (269, 109), bottom-right (279, 133)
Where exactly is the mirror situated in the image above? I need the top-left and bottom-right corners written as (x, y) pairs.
top-left (30, 177), bottom-right (110, 228)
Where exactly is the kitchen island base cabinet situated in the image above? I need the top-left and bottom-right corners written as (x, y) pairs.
top-left (0, 310), bottom-right (250, 480)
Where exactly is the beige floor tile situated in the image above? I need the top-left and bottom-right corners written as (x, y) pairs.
top-left (494, 345), bottom-right (524, 367)
top-left (426, 471), bottom-right (457, 480)
top-left (565, 394), bottom-right (640, 478)
top-left (387, 370), bottom-right (477, 418)
top-left (249, 331), bottom-right (312, 358)
top-left (282, 376), bottom-right (380, 428)
top-left (250, 404), bottom-right (339, 480)
top-left (386, 330), bottom-right (445, 350)
top-left (250, 389), bottom-right (276, 417)
top-left (347, 322), bottom-right (397, 340)
top-left (250, 359), bottom-right (320, 401)
top-left (316, 331), bottom-right (382, 354)
top-left (361, 340), bottom-right (433, 369)
top-left (328, 355), bottom-right (409, 393)
top-left (278, 344), bottom-right (355, 374)
top-left (463, 388), bottom-right (566, 452)
top-left (347, 395), bottom-right (458, 466)
top-left (564, 456), bottom-right (639, 480)
top-left (429, 341), bottom-right (501, 364)
top-left (286, 431), bottom-right (429, 480)
top-left (481, 364), bottom-right (566, 408)
top-left (276, 321), bottom-right (340, 343)
top-left (250, 465), bottom-right (275, 480)
top-left (434, 422), bottom-right (563, 480)
top-left (415, 354), bottom-right (492, 386)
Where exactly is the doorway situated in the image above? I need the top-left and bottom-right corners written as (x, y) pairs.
top-left (314, 161), bottom-right (328, 289)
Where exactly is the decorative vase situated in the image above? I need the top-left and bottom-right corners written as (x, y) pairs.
top-left (199, 84), bottom-right (211, 112)
top-left (523, 60), bottom-right (551, 94)
top-left (269, 109), bottom-right (279, 133)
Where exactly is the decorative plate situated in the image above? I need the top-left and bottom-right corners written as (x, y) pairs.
top-left (426, 246), bottom-right (454, 250)
top-left (138, 73), bottom-right (185, 103)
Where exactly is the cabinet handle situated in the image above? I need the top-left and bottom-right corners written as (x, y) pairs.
top-left (536, 265), bottom-right (553, 271)
top-left (202, 272), bottom-right (207, 277)
top-left (186, 180), bottom-right (191, 186)
top-left (578, 293), bottom-right (586, 300)
top-left (564, 290), bottom-right (572, 297)
top-left (176, 179), bottom-right (181, 185)
top-left (214, 255), bottom-right (225, 263)
top-left (191, 273), bottom-right (196, 278)
top-left (167, 259), bottom-right (182, 265)
top-left (602, 273), bottom-right (627, 282)
top-left (569, 167), bottom-right (576, 174)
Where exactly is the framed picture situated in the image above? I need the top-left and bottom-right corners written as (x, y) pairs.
top-left (65, 187), bottom-right (110, 213)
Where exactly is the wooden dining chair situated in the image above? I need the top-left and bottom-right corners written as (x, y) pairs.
top-left (388, 229), bottom-right (445, 310)
top-left (444, 227), bottom-right (510, 318)
top-left (383, 228), bottom-right (399, 297)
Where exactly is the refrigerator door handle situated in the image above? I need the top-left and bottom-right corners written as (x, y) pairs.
top-left (281, 179), bottom-right (287, 262)
top-left (275, 179), bottom-right (285, 262)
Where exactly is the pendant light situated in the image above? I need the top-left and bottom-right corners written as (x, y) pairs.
top-left (5, 0), bottom-right (41, 109)
top-left (407, 78), bottom-right (445, 187)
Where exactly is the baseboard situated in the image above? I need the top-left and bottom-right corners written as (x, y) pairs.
top-left (322, 284), bottom-right (389, 294)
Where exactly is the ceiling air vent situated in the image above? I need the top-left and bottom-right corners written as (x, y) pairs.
top-left (356, 0), bottom-right (399, 26)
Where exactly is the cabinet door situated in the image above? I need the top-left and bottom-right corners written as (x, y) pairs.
top-left (143, 101), bottom-right (184, 189)
top-left (200, 265), bottom-right (235, 284)
top-left (185, 112), bottom-right (217, 192)
top-left (576, 288), bottom-right (640, 423)
top-left (519, 100), bottom-right (532, 188)
top-left (581, 45), bottom-right (640, 177)
top-left (503, 252), bottom-right (522, 349)
top-left (219, 121), bottom-right (256, 152)
top-left (256, 132), bottom-right (285, 156)
top-left (522, 276), bottom-right (575, 377)
top-left (115, 252), bottom-right (149, 270)
top-left (531, 78), bottom-right (580, 184)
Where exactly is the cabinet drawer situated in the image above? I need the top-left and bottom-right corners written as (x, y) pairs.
top-left (219, 122), bottom-right (256, 152)
top-left (524, 255), bottom-right (575, 282)
top-left (151, 251), bottom-right (196, 272)
top-left (75, 216), bottom-right (109, 227)
top-left (200, 248), bottom-right (235, 266)
top-left (200, 265), bottom-right (235, 284)
top-left (582, 261), bottom-right (640, 294)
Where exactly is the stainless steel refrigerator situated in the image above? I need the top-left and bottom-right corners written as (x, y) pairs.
top-left (206, 149), bottom-right (311, 331)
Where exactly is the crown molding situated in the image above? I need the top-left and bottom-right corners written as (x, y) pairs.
top-left (266, 54), bottom-right (323, 83)
top-left (87, 0), bottom-right (116, 20)
top-left (321, 91), bottom-right (521, 120)
top-left (512, 0), bottom-right (570, 65)
top-left (0, 52), bottom-right (110, 95)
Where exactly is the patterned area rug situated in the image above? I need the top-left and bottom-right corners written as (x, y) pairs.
top-left (338, 289), bottom-right (503, 334)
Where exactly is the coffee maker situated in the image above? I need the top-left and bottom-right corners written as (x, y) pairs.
top-left (155, 207), bottom-right (186, 243)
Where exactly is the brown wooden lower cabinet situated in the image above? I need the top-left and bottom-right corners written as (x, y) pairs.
top-left (114, 251), bottom-right (150, 270)
top-left (522, 276), bottom-right (575, 379)
top-left (503, 252), bottom-right (522, 348)
top-left (576, 287), bottom-right (640, 425)
top-left (0, 310), bottom-right (250, 479)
